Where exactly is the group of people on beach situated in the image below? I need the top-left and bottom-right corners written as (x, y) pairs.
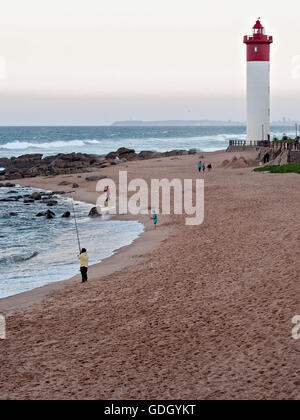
top-left (198, 161), bottom-right (212, 173)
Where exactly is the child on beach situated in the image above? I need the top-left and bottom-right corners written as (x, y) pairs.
top-left (208, 163), bottom-right (212, 172)
top-left (198, 161), bottom-right (202, 172)
top-left (202, 163), bottom-right (206, 173)
top-left (151, 212), bottom-right (158, 230)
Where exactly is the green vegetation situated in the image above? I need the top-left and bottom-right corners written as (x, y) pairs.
top-left (254, 163), bottom-right (300, 174)
top-left (273, 137), bottom-right (299, 143)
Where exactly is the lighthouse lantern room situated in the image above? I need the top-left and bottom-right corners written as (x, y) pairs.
top-left (244, 19), bottom-right (273, 143)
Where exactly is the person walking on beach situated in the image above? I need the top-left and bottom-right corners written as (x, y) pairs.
top-left (151, 212), bottom-right (158, 230)
top-left (208, 163), bottom-right (212, 172)
top-left (202, 163), bottom-right (206, 173)
top-left (198, 161), bottom-right (202, 173)
top-left (78, 248), bottom-right (89, 283)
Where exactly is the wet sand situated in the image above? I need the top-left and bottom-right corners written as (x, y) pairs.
top-left (0, 150), bottom-right (299, 400)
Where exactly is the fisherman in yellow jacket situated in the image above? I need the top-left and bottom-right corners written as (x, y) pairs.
top-left (78, 248), bottom-right (89, 283)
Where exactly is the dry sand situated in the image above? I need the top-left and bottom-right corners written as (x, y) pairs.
top-left (0, 150), bottom-right (299, 400)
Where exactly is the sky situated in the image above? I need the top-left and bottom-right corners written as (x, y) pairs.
top-left (0, 0), bottom-right (299, 125)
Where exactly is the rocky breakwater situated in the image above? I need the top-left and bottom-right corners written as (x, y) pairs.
top-left (0, 148), bottom-right (196, 180)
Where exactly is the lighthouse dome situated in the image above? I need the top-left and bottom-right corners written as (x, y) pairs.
top-left (253, 19), bottom-right (265, 34)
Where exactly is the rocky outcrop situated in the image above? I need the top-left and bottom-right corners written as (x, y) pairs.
top-left (0, 148), bottom-right (198, 180)
top-left (0, 153), bottom-right (113, 180)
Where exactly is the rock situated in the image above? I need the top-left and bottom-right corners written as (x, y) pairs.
top-left (72, 183), bottom-right (79, 188)
top-left (0, 183), bottom-right (16, 188)
top-left (62, 211), bottom-right (71, 218)
top-left (36, 212), bottom-right (45, 217)
top-left (106, 148), bottom-right (137, 161)
top-left (45, 210), bottom-right (55, 219)
top-left (46, 200), bottom-right (58, 207)
top-left (117, 147), bottom-right (135, 156)
top-left (29, 192), bottom-right (42, 200)
top-left (9, 212), bottom-right (18, 216)
top-left (188, 149), bottom-right (197, 154)
top-left (85, 175), bottom-right (107, 182)
top-left (24, 199), bottom-right (35, 203)
top-left (88, 207), bottom-right (101, 217)
top-left (106, 151), bottom-right (119, 160)
top-left (59, 181), bottom-right (72, 186)
top-left (138, 151), bottom-right (157, 160)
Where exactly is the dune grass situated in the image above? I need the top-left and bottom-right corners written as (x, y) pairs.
top-left (254, 163), bottom-right (300, 174)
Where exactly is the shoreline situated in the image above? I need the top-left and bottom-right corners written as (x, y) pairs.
top-left (0, 164), bottom-right (177, 313)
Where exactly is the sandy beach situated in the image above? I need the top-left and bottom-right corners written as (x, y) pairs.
top-left (0, 149), bottom-right (299, 400)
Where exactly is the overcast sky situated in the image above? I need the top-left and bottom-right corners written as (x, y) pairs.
top-left (0, 0), bottom-right (299, 124)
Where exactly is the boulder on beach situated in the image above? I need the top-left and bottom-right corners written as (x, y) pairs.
top-left (9, 212), bottom-right (18, 217)
top-left (72, 183), bottom-right (79, 188)
top-left (62, 211), bottom-right (71, 218)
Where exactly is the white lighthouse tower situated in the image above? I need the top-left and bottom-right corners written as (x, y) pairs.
top-left (244, 19), bottom-right (273, 143)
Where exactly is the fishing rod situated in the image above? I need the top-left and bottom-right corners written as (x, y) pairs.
top-left (71, 198), bottom-right (81, 254)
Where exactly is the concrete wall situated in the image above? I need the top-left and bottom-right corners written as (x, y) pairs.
top-left (288, 151), bottom-right (300, 163)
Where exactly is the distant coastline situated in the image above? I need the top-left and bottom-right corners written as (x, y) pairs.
top-left (111, 120), bottom-right (296, 127)
top-left (112, 120), bottom-right (245, 127)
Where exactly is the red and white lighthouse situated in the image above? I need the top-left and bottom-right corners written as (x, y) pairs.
top-left (244, 19), bottom-right (273, 142)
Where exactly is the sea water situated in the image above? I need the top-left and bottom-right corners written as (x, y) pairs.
top-left (0, 185), bottom-right (144, 299)
top-left (0, 125), bottom-right (295, 159)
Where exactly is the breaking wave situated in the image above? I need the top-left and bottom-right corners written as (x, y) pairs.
top-left (0, 251), bottom-right (39, 265)
top-left (0, 140), bottom-right (89, 150)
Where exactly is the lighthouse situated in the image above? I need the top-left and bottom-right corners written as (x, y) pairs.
top-left (244, 19), bottom-right (273, 143)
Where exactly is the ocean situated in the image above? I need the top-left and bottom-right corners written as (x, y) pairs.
top-left (0, 125), bottom-right (294, 298)
top-left (0, 125), bottom-right (295, 159)
top-left (0, 185), bottom-right (144, 299)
